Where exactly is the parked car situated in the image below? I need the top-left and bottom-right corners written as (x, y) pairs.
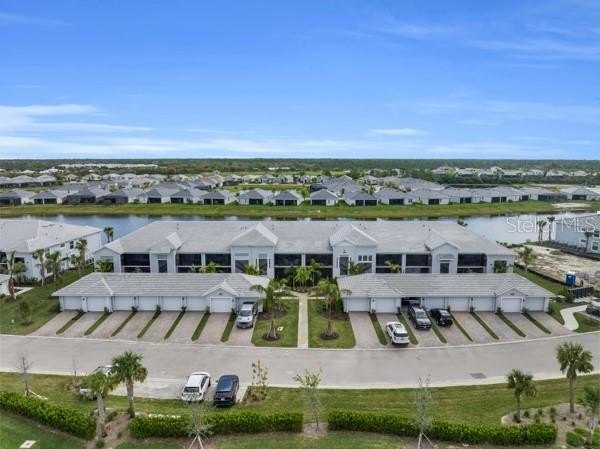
top-left (408, 305), bottom-right (432, 330)
top-left (586, 301), bottom-right (600, 317)
top-left (385, 322), bottom-right (410, 346)
top-left (429, 308), bottom-right (453, 327)
top-left (79, 365), bottom-right (113, 397)
top-left (236, 302), bottom-right (257, 328)
top-left (213, 374), bottom-right (240, 407)
top-left (181, 372), bottom-right (211, 402)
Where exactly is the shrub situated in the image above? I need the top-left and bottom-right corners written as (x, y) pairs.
top-left (95, 438), bottom-right (105, 448)
top-left (327, 410), bottom-right (557, 446)
top-left (129, 411), bottom-right (303, 438)
top-left (523, 410), bottom-right (530, 418)
top-left (0, 391), bottom-right (95, 440)
top-left (566, 430), bottom-right (585, 447)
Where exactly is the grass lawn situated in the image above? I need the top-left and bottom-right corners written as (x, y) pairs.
top-left (0, 372), bottom-right (598, 425)
top-left (369, 313), bottom-right (388, 345)
top-left (471, 312), bottom-right (499, 340)
top-left (497, 312), bottom-right (526, 337)
top-left (574, 312), bottom-right (600, 333)
top-left (0, 268), bottom-right (88, 335)
top-left (217, 432), bottom-right (405, 448)
top-left (191, 313), bottom-right (210, 341)
top-left (220, 312), bottom-right (236, 342)
top-left (252, 299), bottom-right (299, 347)
top-left (2, 200), bottom-right (595, 220)
top-left (547, 300), bottom-right (582, 325)
top-left (395, 313), bottom-right (418, 345)
top-left (116, 443), bottom-right (183, 449)
top-left (0, 412), bottom-right (84, 449)
top-left (513, 266), bottom-right (564, 295)
top-left (307, 299), bottom-right (355, 348)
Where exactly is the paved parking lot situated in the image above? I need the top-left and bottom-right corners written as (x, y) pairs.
top-left (452, 313), bottom-right (495, 343)
top-left (140, 312), bottom-right (180, 342)
top-left (113, 312), bottom-right (154, 340)
top-left (167, 312), bottom-right (204, 343)
top-left (437, 322), bottom-right (471, 345)
top-left (197, 313), bottom-right (230, 345)
top-left (349, 313), bottom-right (381, 348)
top-left (404, 316), bottom-right (441, 347)
top-left (506, 313), bottom-right (547, 339)
top-left (529, 312), bottom-right (571, 335)
top-left (478, 312), bottom-right (524, 340)
top-left (226, 323), bottom-right (254, 346)
top-left (31, 311), bottom-right (78, 336)
top-left (61, 312), bottom-right (102, 338)
top-left (89, 311), bottom-right (130, 339)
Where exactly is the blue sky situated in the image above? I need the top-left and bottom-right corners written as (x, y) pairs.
top-left (0, 0), bottom-right (599, 159)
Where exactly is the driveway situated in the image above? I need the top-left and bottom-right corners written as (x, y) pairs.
top-left (506, 313), bottom-right (547, 339)
top-left (60, 312), bottom-right (102, 338)
top-left (452, 313), bottom-right (495, 343)
top-left (529, 312), bottom-right (571, 335)
top-left (227, 323), bottom-right (254, 346)
top-left (349, 313), bottom-right (381, 348)
top-left (140, 312), bottom-right (180, 342)
top-left (404, 317), bottom-right (441, 347)
top-left (88, 311), bottom-right (130, 339)
top-left (113, 312), bottom-right (154, 340)
top-left (167, 312), bottom-right (204, 343)
top-left (478, 312), bottom-right (524, 341)
top-left (31, 311), bottom-right (78, 337)
top-left (437, 322), bottom-right (471, 346)
top-left (376, 313), bottom-right (399, 345)
top-left (197, 313), bottom-right (229, 345)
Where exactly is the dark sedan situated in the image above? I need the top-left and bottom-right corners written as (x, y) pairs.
top-left (213, 374), bottom-right (239, 407)
top-left (429, 309), bottom-right (453, 327)
top-left (586, 302), bottom-right (600, 317)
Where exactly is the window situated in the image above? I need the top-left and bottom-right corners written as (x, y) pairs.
top-left (257, 257), bottom-right (268, 275)
top-left (158, 258), bottom-right (168, 273)
top-left (235, 259), bottom-right (249, 273)
top-left (440, 262), bottom-right (450, 274)
top-left (592, 242), bottom-right (599, 252)
top-left (69, 241), bottom-right (74, 249)
top-left (205, 253), bottom-right (231, 266)
top-left (274, 254), bottom-right (301, 266)
top-left (406, 254), bottom-right (431, 266)
top-left (121, 253), bottom-right (150, 266)
top-left (357, 255), bottom-right (372, 262)
top-left (338, 256), bottom-right (350, 275)
top-left (457, 254), bottom-right (486, 267)
top-left (305, 254), bottom-right (333, 266)
top-left (176, 253), bottom-right (202, 266)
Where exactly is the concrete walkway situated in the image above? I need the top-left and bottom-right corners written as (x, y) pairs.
top-left (297, 294), bottom-right (309, 349)
top-left (560, 305), bottom-right (587, 331)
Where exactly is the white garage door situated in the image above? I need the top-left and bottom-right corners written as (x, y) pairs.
top-left (374, 298), bottom-right (397, 313)
top-left (138, 296), bottom-right (158, 311)
top-left (62, 296), bottom-right (82, 311)
top-left (423, 297), bottom-right (445, 310)
top-left (210, 296), bottom-right (234, 313)
top-left (448, 297), bottom-right (470, 311)
top-left (186, 296), bottom-right (207, 311)
top-left (113, 296), bottom-right (134, 311)
top-left (472, 297), bottom-right (495, 312)
top-left (86, 296), bottom-right (107, 312)
top-left (524, 297), bottom-right (546, 312)
top-left (162, 297), bottom-right (183, 311)
top-left (501, 297), bottom-right (522, 313)
top-left (344, 298), bottom-right (370, 312)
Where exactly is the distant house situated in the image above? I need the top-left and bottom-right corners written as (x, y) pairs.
top-left (0, 189), bottom-right (35, 206)
top-left (272, 190), bottom-right (304, 206)
top-left (489, 186), bottom-right (523, 202)
top-left (409, 189), bottom-right (450, 205)
top-left (561, 187), bottom-right (599, 201)
top-left (237, 189), bottom-right (273, 205)
top-left (554, 213), bottom-right (600, 253)
top-left (101, 188), bottom-right (148, 204)
top-left (441, 188), bottom-right (481, 204)
top-left (146, 186), bottom-right (181, 203)
top-left (170, 188), bottom-right (205, 204)
top-left (519, 187), bottom-right (564, 202)
top-left (310, 189), bottom-right (338, 206)
top-left (31, 189), bottom-right (68, 205)
top-left (344, 190), bottom-right (377, 206)
top-left (202, 189), bottom-right (235, 205)
top-left (374, 188), bottom-right (413, 205)
top-left (64, 187), bottom-right (108, 204)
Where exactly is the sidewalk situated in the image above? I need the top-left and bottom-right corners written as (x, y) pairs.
top-left (297, 293), bottom-right (309, 348)
top-left (560, 305), bottom-right (587, 331)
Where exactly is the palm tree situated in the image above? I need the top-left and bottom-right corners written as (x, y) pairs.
top-left (32, 249), bottom-right (47, 286)
top-left (546, 216), bottom-right (555, 241)
top-left (45, 250), bottom-right (63, 285)
top-left (506, 369), bottom-right (537, 422)
top-left (583, 230), bottom-right (593, 253)
top-left (308, 258), bottom-right (322, 286)
top-left (103, 227), bottom-right (114, 243)
top-left (111, 351), bottom-right (148, 418)
top-left (385, 260), bottom-right (401, 273)
top-left (74, 239), bottom-right (88, 276)
top-left (199, 261), bottom-right (219, 273)
top-left (580, 385), bottom-right (600, 445)
top-left (86, 371), bottom-right (117, 437)
top-left (243, 264), bottom-right (261, 276)
top-left (95, 259), bottom-right (114, 272)
top-left (537, 220), bottom-right (547, 243)
top-left (519, 246), bottom-right (536, 273)
top-left (556, 342), bottom-right (594, 413)
top-left (2, 251), bottom-right (27, 299)
top-left (251, 280), bottom-right (290, 340)
top-left (311, 279), bottom-right (351, 339)
top-left (347, 261), bottom-right (362, 276)
top-left (293, 266), bottom-right (311, 291)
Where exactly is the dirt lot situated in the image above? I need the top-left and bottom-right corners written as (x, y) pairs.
top-left (521, 244), bottom-right (600, 289)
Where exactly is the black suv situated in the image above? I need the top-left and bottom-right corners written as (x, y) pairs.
top-left (213, 374), bottom-right (239, 407)
top-left (429, 309), bottom-right (453, 327)
top-left (586, 302), bottom-right (600, 317)
top-left (407, 305), bottom-right (432, 330)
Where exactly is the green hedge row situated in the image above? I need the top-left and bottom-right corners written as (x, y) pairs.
top-left (0, 391), bottom-right (95, 440)
top-left (328, 410), bottom-right (557, 446)
top-left (129, 411), bottom-right (303, 438)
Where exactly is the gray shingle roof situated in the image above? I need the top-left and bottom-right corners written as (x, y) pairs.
top-left (310, 189), bottom-right (338, 200)
top-left (52, 272), bottom-right (269, 297)
top-left (338, 273), bottom-right (554, 298)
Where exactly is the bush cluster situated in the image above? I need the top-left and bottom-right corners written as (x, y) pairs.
top-left (566, 430), bottom-right (585, 447)
top-left (129, 411), bottom-right (303, 438)
top-left (328, 410), bottom-right (557, 446)
top-left (0, 391), bottom-right (95, 440)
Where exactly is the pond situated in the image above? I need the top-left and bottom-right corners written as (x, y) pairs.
top-left (11, 211), bottom-right (595, 245)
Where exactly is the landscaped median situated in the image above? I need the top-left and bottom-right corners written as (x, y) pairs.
top-left (307, 299), bottom-right (355, 348)
top-left (252, 299), bottom-right (299, 347)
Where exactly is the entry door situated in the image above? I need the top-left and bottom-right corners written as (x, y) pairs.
top-left (339, 256), bottom-right (349, 276)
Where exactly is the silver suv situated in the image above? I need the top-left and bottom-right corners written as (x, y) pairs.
top-left (235, 302), bottom-right (257, 328)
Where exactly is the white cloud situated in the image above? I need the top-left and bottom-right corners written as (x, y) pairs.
top-left (0, 12), bottom-right (65, 26)
top-left (368, 16), bottom-right (455, 39)
top-left (369, 128), bottom-right (429, 136)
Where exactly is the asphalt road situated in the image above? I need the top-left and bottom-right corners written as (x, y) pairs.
top-left (1, 332), bottom-right (598, 398)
